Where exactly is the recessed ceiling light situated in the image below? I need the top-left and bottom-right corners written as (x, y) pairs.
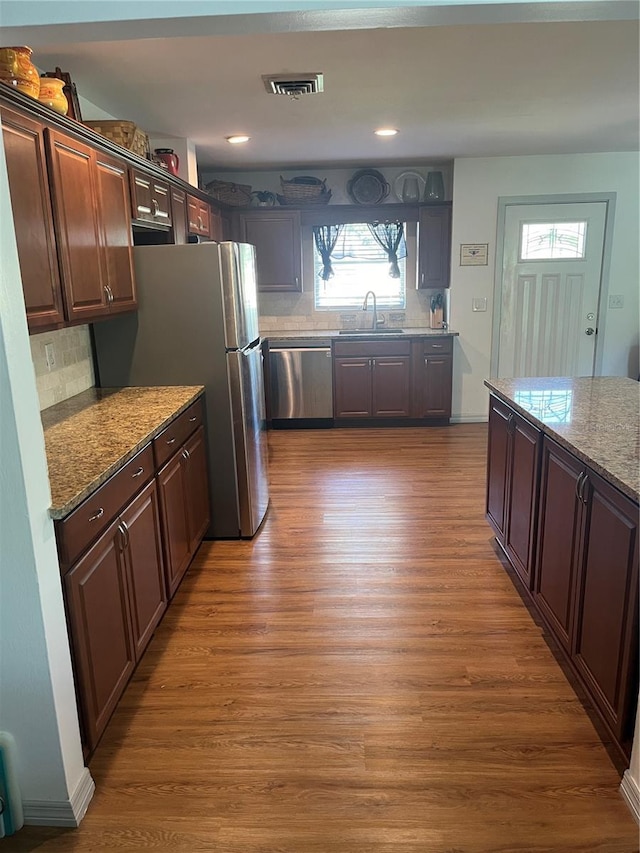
top-left (226, 135), bottom-right (251, 144)
top-left (375, 128), bottom-right (398, 137)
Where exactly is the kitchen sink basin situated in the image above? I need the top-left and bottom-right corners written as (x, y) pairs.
top-left (338, 328), bottom-right (404, 334)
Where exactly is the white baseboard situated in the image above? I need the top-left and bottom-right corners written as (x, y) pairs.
top-left (620, 769), bottom-right (640, 824)
top-left (450, 415), bottom-right (489, 424)
top-left (23, 768), bottom-right (95, 827)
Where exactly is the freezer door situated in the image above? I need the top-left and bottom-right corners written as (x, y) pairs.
top-left (227, 344), bottom-right (270, 536)
top-left (219, 242), bottom-right (259, 350)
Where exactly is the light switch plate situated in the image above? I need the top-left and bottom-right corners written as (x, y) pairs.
top-left (44, 342), bottom-right (56, 371)
top-left (608, 295), bottom-right (624, 309)
top-left (472, 297), bottom-right (487, 312)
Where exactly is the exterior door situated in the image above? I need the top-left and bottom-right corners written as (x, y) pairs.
top-left (497, 202), bottom-right (607, 378)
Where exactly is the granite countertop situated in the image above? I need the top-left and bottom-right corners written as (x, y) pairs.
top-left (42, 386), bottom-right (205, 519)
top-left (263, 328), bottom-right (459, 341)
top-left (485, 376), bottom-right (640, 503)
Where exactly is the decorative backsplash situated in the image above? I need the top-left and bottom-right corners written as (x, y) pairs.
top-left (30, 325), bottom-right (95, 411)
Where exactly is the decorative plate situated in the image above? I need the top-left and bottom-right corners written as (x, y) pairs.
top-left (393, 171), bottom-right (426, 203)
top-left (346, 169), bottom-right (390, 205)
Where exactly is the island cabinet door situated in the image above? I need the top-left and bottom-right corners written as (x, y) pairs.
top-left (503, 415), bottom-right (541, 589)
top-left (333, 358), bottom-right (372, 417)
top-left (486, 397), bottom-right (511, 540)
top-left (533, 438), bottom-right (584, 652)
top-left (64, 519), bottom-right (135, 753)
top-left (571, 470), bottom-right (639, 743)
top-left (371, 356), bottom-right (411, 417)
top-left (183, 426), bottom-right (211, 553)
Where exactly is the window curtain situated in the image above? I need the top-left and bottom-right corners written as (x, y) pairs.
top-left (313, 224), bottom-right (343, 280)
top-left (367, 221), bottom-right (405, 278)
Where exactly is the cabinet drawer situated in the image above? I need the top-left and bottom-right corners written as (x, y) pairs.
top-left (422, 337), bottom-right (453, 355)
top-left (153, 398), bottom-right (204, 468)
top-left (333, 340), bottom-right (411, 358)
top-left (56, 443), bottom-right (154, 572)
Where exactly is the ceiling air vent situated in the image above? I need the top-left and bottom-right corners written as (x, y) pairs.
top-left (262, 73), bottom-right (324, 97)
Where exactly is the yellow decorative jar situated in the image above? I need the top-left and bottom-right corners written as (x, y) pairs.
top-left (38, 77), bottom-right (68, 115)
top-left (0, 46), bottom-right (40, 99)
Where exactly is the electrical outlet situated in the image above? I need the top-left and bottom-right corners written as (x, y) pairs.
top-left (472, 297), bottom-right (487, 312)
top-left (608, 294), bottom-right (624, 309)
top-left (44, 342), bottom-right (56, 371)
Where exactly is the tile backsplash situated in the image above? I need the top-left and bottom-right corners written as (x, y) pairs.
top-left (30, 326), bottom-right (95, 411)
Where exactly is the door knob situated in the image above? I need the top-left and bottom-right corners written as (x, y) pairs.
top-left (585, 327), bottom-right (595, 336)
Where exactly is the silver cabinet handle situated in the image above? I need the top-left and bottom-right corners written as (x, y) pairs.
top-left (88, 507), bottom-right (104, 522)
top-left (120, 520), bottom-right (130, 549)
top-left (189, 416), bottom-right (197, 422)
top-left (578, 473), bottom-right (589, 504)
top-left (152, 199), bottom-right (160, 216)
top-left (575, 472), bottom-right (585, 503)
top-left (107, 284), bottom-right (114, 304)
top-left (166, 437), bottom-right (176, 445)
top-left (117, 522), bottom-right (126, 551)
top-left (182, 448), bottom-right (191, 461)
top-left (431, 344), bottom-right (443, 349)
top-left (131, 466), bottom-right (144, 478)
top-left (421, 273), bottom-right (425, 286)
top-left (198, 215), bottom-right (203, 230)
top-left (103, 285), bottom-right (112, 305)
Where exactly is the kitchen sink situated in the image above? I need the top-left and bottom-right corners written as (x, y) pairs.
top-left (338, 328), bottom-right (404, 334)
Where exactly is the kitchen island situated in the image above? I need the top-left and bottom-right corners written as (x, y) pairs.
top-left (484, 375), bottom-right (639, 768)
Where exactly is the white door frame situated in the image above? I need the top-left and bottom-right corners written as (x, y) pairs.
top-left (491, 192), bottom-right (617, 378)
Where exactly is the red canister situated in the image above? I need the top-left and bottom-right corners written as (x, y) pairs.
top-left (154, 148), bottom-right (179, 176)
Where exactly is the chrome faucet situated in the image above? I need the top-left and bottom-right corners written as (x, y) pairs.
top-left (361, 290), bottom-right (378, 330)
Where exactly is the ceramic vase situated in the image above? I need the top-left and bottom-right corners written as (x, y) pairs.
top-left (38, 77), bottom-right (68, 115)
top-left (425, 171), bottom-right (445, 202)
top-left (0, 46), bottom-right (40, 99)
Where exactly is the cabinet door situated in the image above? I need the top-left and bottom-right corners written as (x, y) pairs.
top-left (130, 169), bottom-right (172, 227)
top-left (120, 480), bottom-right (167, 660)
top-left (333, 358), bottom-right (372, 417)
top-left (372, 356), bottom-right (411, 417)
top-left (46, 129), bottom-right (108, 321)
top-left (504, 416), bottom-right (540, 589)
top-left (210, 206), bottom-right (226, 241)
top-left (486, 397), bottom-right (511, 541)
top-left (183, 426), bottom-right (211, 552)
top-left (422, 356), bottom-right (453, 417)
top-left (171, 188), bottom-right (188, 244)
top-left (240, 211), bottom-right (302, 292)
top-left (1, 106), bottom-right (65, 331)
top-left (187, 196), bottom-right (211, 237)
top-left (156, 451), bottom-right (191, 598)
top-left (64, 519), bottom-right (135, 752)
top-left (572, 472), bottom-right (639, 742)
top-left (534, 439), bottom-right (584, 651)
top-left (418, 205), bottom-right (452, 289)
top-left (95, 153), bottom-right (136, 313)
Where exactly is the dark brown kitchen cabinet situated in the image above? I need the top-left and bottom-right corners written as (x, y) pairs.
top-left (411, 337), bottom-right (453, 419)
top-left (187, 194), bottom-right (211, 238)
top-left (0, 105), bottom-right (65, 331)
top-left (46, 129), bottom-right (136, 322)
top-left (209, 206), bottom-right (228, 241)
top-left (486, 395), bottom-right (541, 589)
top-left (333, 340), bottom-right (411, 419)
top-left (418, 204), bottom-right (452, 290)
top-left (171, 187), bottom-right (188, 244)
top-left (130, 168), bottom-right (172, 228)
top-left (535, 438), bottom-right (638, 746)
top-left (238, 210), bottom-right (302, 292)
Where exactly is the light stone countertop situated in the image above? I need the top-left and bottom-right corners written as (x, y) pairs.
top-left (41, 386), bottom-right (205, 519)
top-left (263, 328), bottom-right (459, 341)
top-left (485, 376), bottom-right (639, 503)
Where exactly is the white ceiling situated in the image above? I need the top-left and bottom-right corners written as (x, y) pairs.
top-left (2, 2), bottom-right (638, 171)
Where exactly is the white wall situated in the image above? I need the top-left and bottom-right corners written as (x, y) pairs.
top-left (0, 121), bottom-right (92, 823)
top-left (450, 152), bottom-right (640, 422)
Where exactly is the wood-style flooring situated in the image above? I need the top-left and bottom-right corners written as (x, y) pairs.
top-left (7, 426), bottom-right (639, 852)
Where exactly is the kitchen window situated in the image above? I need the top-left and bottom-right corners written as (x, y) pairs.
top-left (314, 222), bottom-right (407, 311)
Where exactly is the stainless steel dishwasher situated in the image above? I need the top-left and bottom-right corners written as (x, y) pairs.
top-left (268, 339), bottom-right (333, 421)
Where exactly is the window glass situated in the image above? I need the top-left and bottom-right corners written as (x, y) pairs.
top-left (314, 222), bottom-right (406, 310)
top-left (520, 221), bottom-right (587, 260)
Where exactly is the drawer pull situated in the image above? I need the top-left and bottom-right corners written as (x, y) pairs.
top-left (430, 344), bottom-right (443, 349)
top-left (189, 416), bottom-right (197, 422)
top-left (88, 507), bottom-right (104, 522)
top-left (131, 466), bottom-right (144, 478)
top-left (166, 437), bottom-right (177, 445)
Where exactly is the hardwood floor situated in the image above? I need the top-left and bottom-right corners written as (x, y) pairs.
top-left (7, 426), bottom-right (639, 852)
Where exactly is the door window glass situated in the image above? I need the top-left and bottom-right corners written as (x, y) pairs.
top-left (519, 221), bottom-right (587, 260)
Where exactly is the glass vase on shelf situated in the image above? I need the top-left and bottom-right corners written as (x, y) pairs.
top-left (424, 171), bottom-right (445, 202)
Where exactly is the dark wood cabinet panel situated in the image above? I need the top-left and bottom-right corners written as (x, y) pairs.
top-left (157, 451), bottom-right (191, 598)
top-left (572, 471), bottom-right (639, 743)
top-left (46, 129), bottom-right (108, 321)
top-left (534, 440), bottom-right (583, 651)
top-left (371, 357), bottom-right (411, 417)
top-left (333, 358), bottom-right (372, 417)
top-left (95, 153), bottom-right (136, 313)
top-left (209, 206), bottom-right (227, 241)
top-left (239, 210), bottom-right (302, 292)
top-left (486, 397), bottom-right (511, 540)
top-left (64, 519), bottom-right (135, 752)
top-left (171, 188), bottom-right (188, 244)
top-left (183, 426), bottom-right (211, 552)
top-left (421, 356), bottom-right (453, 418)
top-left (0, 106), bottom-right (65, 330)
top-left (418, 205), bottom-right (452, 290)
top-left (130, 169), bottom-right (172, 228)
top-left (504, 416), bottom-right (541, 587)
top-left (187, 195), bottom-right (212, 238)
top-left (121, 481), bottom-right (167, 660)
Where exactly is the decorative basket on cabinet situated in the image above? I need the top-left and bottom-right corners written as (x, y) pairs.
top-left (205, 179), bottom-right (253, 207)
top-left (84, 120), bottom-right (150, 158)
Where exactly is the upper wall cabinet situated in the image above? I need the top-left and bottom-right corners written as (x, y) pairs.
top-left (187, 194), bottom-right (212, 239)
top-left (130, 169), bottom-right (172, 228)
top-left (1, 105), bottom-right (65, 331)
top-left (237, 210), bottom-right (302, 293)
top-left (418, 205), bottom-right (452, 289)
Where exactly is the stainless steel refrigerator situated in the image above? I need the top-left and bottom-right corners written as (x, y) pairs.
top-left (92, 242), bottom-right (269, 539)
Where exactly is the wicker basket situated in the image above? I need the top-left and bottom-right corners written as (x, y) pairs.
top-left (206, 179), bottom-right (252, 207)
top-left (280, 175), bottom-right (327, 202)
top-left (84, 120), bottom-right (149, 158)
top-left (277, 189), bottom-right (332, 206)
